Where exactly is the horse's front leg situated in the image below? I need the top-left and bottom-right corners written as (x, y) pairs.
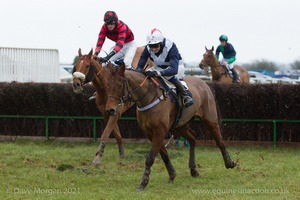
top-left (137, 149), bottom-right (156, 192)
top-left (137, 128), bottom-right (166, 192)
top-left (92, 116), bottom-right (120, 165)
top-left (111, 123), bottom-right (125, 158)
top-left (159, 146), bottom-right (176, 183)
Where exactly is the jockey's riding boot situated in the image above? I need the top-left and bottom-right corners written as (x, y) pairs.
top-left (231, 68), bottom-right (240, 83)
top-left (88, 92), bottom-right (96, 101)
top-left (173, 79), bottom-right (194, 107)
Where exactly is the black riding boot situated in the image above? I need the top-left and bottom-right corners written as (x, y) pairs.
top-left (231, 68), bottom-right (240, 83)
top-left (173, 79), bottom-right (194, 107)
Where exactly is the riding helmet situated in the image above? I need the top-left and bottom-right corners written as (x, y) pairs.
top-left (219, 34), bottom-right (228, 42)
top-left (146, 28), bottom-right (165, 45)
top-left (104, 11), bottom-right (118, 22)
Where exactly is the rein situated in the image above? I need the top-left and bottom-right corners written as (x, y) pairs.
top-left (133, 76), bottom-right (165, 112)
top-left (108, 70), bottom-right (163, 111)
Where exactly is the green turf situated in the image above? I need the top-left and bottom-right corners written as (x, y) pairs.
top-left (0, 140), bottom-right (299, 200)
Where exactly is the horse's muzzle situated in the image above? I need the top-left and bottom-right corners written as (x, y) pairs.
top-left (199, 63), bottom-right (204, 69)
top-left (106, 108), bottom-right (117, 116)
top-left (72, 81), bottom-right (83, 94)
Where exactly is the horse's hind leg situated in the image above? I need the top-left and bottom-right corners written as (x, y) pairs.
top-left (203, 119), bottom-right (236, 168)
top-left (159, 146), bottom-right (176, 183)
top-left (177, 125), bottom-right (199, 177)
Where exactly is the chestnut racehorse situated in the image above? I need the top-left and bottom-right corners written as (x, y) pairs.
top-left (104, 61), bottom-right (236, 191)
top-left (72, 47), bottom-right (152, 165)
top-left (199, 46), bottom-right (250, 83)
top-left (72, 48), bottom-right (132, 165)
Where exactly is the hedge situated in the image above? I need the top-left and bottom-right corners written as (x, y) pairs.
top-left (0, 82), bottom-right (299, 142)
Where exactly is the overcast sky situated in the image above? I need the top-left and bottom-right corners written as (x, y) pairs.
top-left (1, 0), bottom-right (299, 66)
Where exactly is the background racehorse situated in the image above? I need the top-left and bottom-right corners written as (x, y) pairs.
top-left (104, 62), bottom-right (236, 191)
top-left (199, 46), bottom-right (250, 84)
top-left (72, 48), bottom-right (134, 165)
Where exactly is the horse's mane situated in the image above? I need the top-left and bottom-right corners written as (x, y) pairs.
top-left (209, 52), bottom-right (229, 72)
top-left (81, 57), bottom-right (96, 83)
top-left (110, 61), bottom-right (146, 80)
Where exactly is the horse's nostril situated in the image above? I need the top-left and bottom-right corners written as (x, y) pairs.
top-left (106, 109), bottom-right (116, 116)
top-left (73, 82), bottom-right (80, 88)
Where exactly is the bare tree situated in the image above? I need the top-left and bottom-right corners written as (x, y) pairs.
top-left (243, 59), bottom-right (279, 71)
top-left (290, 60), bottom-right (300, 70)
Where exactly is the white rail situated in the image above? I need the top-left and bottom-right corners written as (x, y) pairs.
top-left (0, 47), bottom-right (60, 83)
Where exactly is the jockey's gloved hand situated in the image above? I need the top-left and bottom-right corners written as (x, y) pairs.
top-left (92, 51), bottom-right (100, 59)
top-left (145, 70), bottom-right (159, 77)
top-left (99, 50), bottom-right (116, 63)
top-left (99, 57), bottom-right (108, 63)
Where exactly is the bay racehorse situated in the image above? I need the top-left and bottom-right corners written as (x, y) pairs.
top-left (72, 48), bottom-right (135, 165)
top-left (199, 46), bottom-right (250, 83)
top-left (104, 61), bottom-right (236, 191)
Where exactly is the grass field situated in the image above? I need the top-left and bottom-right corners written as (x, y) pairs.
top-left (0, 140), bottom-right (299, 200)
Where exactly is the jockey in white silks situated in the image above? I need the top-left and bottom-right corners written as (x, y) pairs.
top-left (136, 28), bottom-right (193, 107)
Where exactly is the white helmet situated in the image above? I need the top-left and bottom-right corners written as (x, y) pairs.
top-left (146, 28), bottom-right (164, 45)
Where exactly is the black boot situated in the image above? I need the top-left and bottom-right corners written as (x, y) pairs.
top-left (173, 79), bottom-right (194, 107)
top-left (231, 68), bottom-right (240, 83)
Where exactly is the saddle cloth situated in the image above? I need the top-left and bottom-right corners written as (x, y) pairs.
top-left (157, 76), bottom-right (192, 103)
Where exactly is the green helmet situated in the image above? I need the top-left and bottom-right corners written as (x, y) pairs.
top-left (219, 34), bottom-right (228, 42)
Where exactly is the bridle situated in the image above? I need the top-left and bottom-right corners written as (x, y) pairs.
top-left (73, 56), bottom-right (91, 85)
top-left (203, 51), bottom-right (228, 81)
top-left (107, 66), bottom-right (162, 108)
top-left (73, 56), bottom-right (105, 85)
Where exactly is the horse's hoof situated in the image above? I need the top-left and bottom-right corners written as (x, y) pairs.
top-left (92, 157), bottom-right (101, 166)
top-left (118, 146), bottom-right (125, 159)
top-left (168, 172), bottom-right (176, 183)
top-left (120, 153), bottom-right (125, 159)
top-left (136, 187), bottom-right (145, 192)
top-left (191, 169), bottom-right (199, 177)
top-left (225, 161), bottom-right (237, 169)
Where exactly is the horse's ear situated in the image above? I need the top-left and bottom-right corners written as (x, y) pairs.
top-left (87, 48), bottom-right (93, 59)
top-left (78, 48), bottom-right (82, 57)
top-left (205, 46), bottom-right (208, 51)
top-left (211, 46), bottom-right (214, 51)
